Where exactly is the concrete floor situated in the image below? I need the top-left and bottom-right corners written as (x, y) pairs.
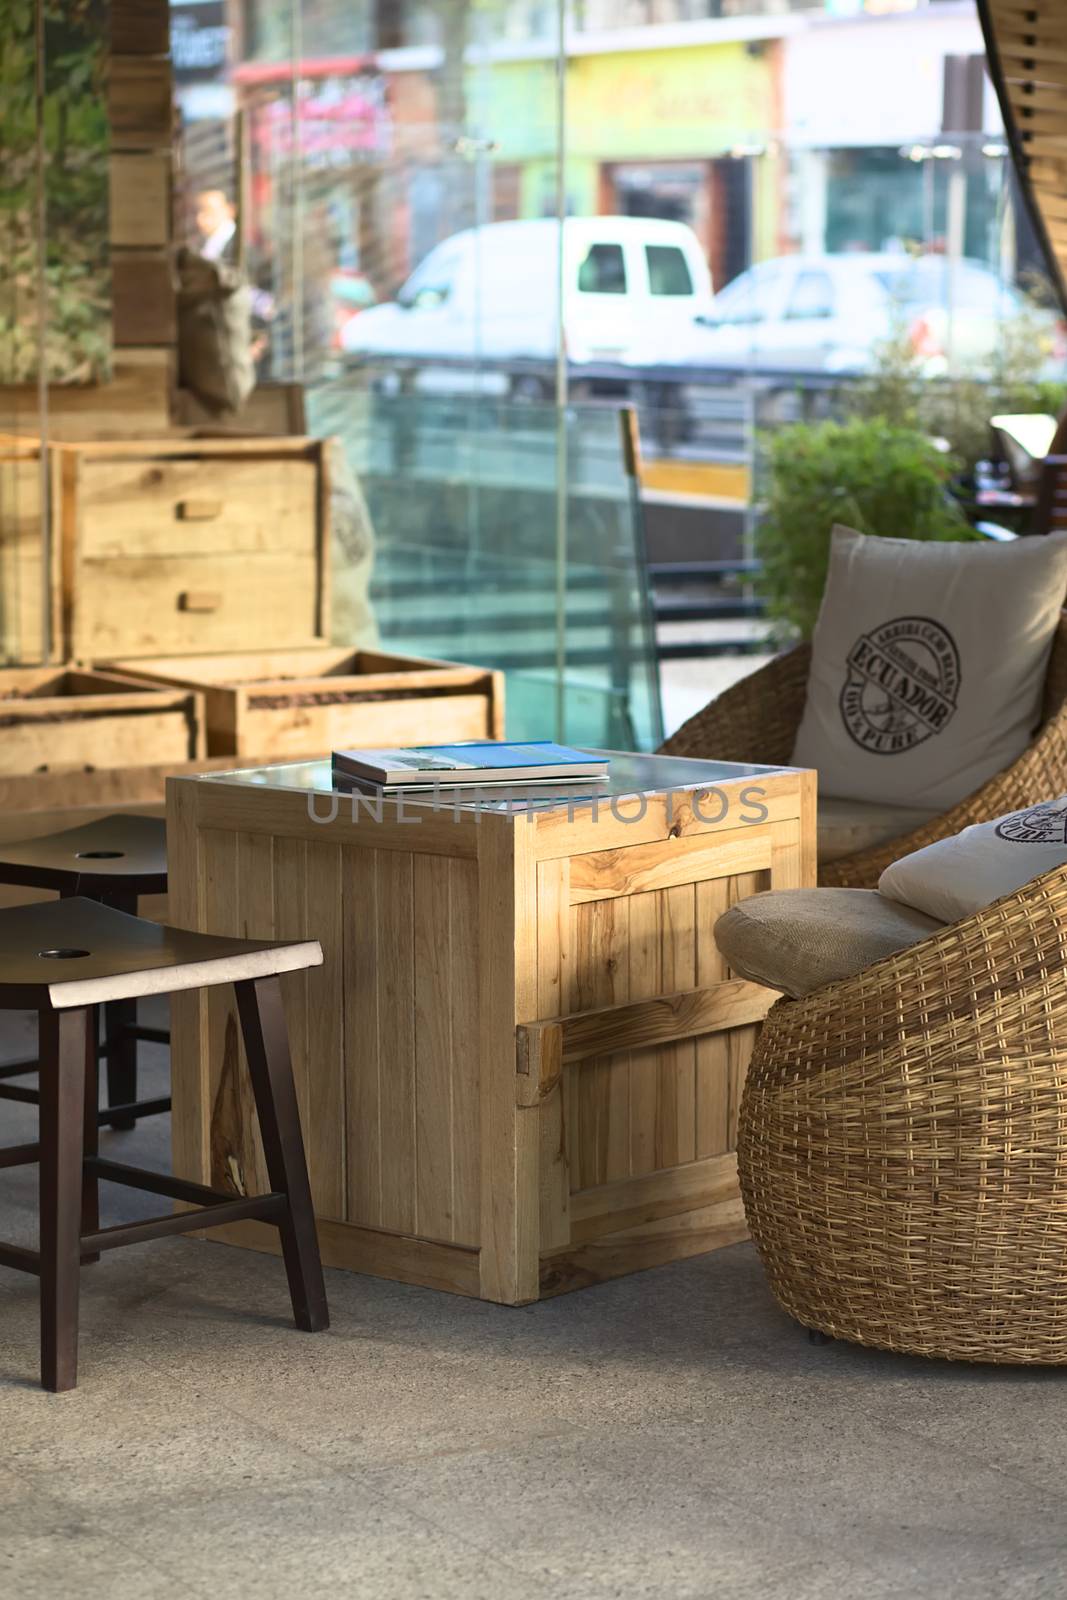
top-left (2, 1012), bottom-right (1067, 1600)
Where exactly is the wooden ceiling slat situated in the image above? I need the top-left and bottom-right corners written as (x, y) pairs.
top-left (994, 25), bottom-right (1067, 47)
top-left (979, 0), bottom-right (1067, 306)
top-left (1001, 87), bottom-right (1067, 114)
top-left (1003, 70), bottom-right (1067, 93)
top-left (996, 35), bottom-right (1067, 59)
top-left (1038, 195), bottom-right (1067, 224)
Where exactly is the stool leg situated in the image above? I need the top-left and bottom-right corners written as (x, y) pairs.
top-left (234, 977), bottom-right (329, 1333)
top-left (104, 998), bottom-right (138, 1131)
top-left (39, 1008), bottom-right (88, 1393)
top-left (102, 891), bottom-right (138, 1130)
top-left (82, 1006), bottom-right (100, 1265)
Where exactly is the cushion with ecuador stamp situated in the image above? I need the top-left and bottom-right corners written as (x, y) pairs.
top-left (878, 795), bottom-right (1067, 923)
top-left (791, 524), bottom-right (1067, 808)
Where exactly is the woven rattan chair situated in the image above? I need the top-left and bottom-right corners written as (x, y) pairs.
top-left (660, 612), bottom-right (1067, 888)
top-left (737, 863), bottom-right (1067, 1364)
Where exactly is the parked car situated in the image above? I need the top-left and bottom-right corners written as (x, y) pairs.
top-left (686, 252), bottom-right (1066, 377)
top-left (340, 216), bottom-right (715, 389)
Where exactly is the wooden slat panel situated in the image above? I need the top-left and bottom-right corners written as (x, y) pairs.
top-left (572, 897), bottom-right (630, 1190)
top-left (0, 353), bottom-right (174, 441)
top-left (236, 692), bottom-right (494, 761)
top-left (533, 772), bottom-right (804, 862)
top-left (111, 0), bottom-right (171, 54)
top-left (110, 154), bottom-right (170, 247)
top-left (0, 454), bottom-right (47, 663)
top-left (450, 858), bottom-right (481, 1246)
top-left (570, 1151), bottom-right (738, 1242)
top-left (694, 877), bottom-right (731, 1159)
top-left (192, 777), bottom-right (487, 860)
top-left (272, 834), bottom-right (310, 1173)
top-left (540, 1193), bottom-right (748, 1299)
top-left (414, 854), bottom-right (455, 1240)
top-left (109, 59), bottom-right (173, 148)
top-left (237, 832), bottom-right (273, 1191)
top-left (535, 978), bottom-right (775, 1065)
top-left (344, 846), bottom-right (380, 1228)
top-left (657, 883), bottom-right (697, 1170)
top-left (305, 840), bottom-right (347, 1220)
top-left (536, 859), bottom-right (571, 1252)
top-left (166, 779), bottom-right (208, 1186)
top-left (377, 850), bottom-right (416, 1234)
top-left (111, 252), bottom-right (176, 347)
top-left (626, 891), bottom-right (662, 1179)
top-left (211, 1216), bottom-right (482, 1299)
top-left (477, 819), bottom-right (539, 1304)
top-left (205, 830), bottom-right (254, 1196)
top-left (569, 828), bottom-right (773, 904)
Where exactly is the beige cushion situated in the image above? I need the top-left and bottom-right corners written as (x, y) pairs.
top-left (880, 794), bottom-right (1067, 923)
top-left (714, 888), bottom-right (945, 1000)
top-left (792, 524), bottom-right (1067, 809)
top-left (818, 794), bottom-right (940, 864)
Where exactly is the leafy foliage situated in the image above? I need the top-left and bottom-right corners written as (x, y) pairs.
top-left (0, 0), bottom-right (110, 385)
top-left (850, 304), bottom-right (1067, 481)
top-left (755, 418), bottom-right (975, 641)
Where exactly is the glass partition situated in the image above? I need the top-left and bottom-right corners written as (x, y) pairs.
top-left (3, 2), bottom-right (1066, 753)
top-left (307, 387), bottom-right (662, 749)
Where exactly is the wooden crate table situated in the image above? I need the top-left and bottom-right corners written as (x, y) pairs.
top-left (167, 752), bottom-right (815, 1303)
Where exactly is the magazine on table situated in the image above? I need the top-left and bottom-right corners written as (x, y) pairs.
top-left (331, 741), bottom-right (610, 790)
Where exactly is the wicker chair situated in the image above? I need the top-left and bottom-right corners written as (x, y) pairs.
top-left (660, 612), bottom-right (1067, 888)
top-left (737, 864), bottom-right (1067, 1364)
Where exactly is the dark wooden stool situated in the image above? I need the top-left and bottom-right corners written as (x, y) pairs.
top-left (0, 815), bottom-right (168, 1130)
top-left (0, 896), bottom-right (329, 1391)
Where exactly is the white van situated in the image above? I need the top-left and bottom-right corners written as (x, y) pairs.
top-left (340, 216), bottom-right (714, 384)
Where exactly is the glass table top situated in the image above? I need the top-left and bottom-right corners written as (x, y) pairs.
top-left (199, 749), bottom-right (795, 814)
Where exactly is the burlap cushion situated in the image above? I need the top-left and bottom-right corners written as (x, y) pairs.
top-left (714, 887), bottom-right (944, 999)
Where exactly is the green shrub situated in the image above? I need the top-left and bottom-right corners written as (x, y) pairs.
top-left (755, 418), bottom-right (975, 641)
top-left (849, 305), bottom-right (1067, 481)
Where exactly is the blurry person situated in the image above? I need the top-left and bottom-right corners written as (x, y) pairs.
top-left (195, 189), bottom-right (236, 261)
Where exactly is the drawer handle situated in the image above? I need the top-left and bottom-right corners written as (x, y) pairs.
top-left (176, 499), bottom-right (223, 521)
top-left (178, 591), bottom-right (222, 613)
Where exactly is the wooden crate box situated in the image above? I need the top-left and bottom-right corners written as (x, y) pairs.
top-left (106, 647), bottom-right (506, 757)
top-left (0, 666), bottom-right (203, 777)
top-left (57, 437), bottom-right (328, 661)
top-left (167, 757), bottom-right (815, 1301)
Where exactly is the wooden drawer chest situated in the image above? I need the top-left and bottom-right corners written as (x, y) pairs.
top-left (57, 437), bottom-right (327, 660)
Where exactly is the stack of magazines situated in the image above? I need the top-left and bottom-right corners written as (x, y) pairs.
top-left (331, 741), bottom-right (610, 792)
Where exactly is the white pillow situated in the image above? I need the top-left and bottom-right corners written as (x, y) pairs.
top-left (792, 525), bottom-right (1067, 809)
top-left (878, 796), bottom-right (1067, 924)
